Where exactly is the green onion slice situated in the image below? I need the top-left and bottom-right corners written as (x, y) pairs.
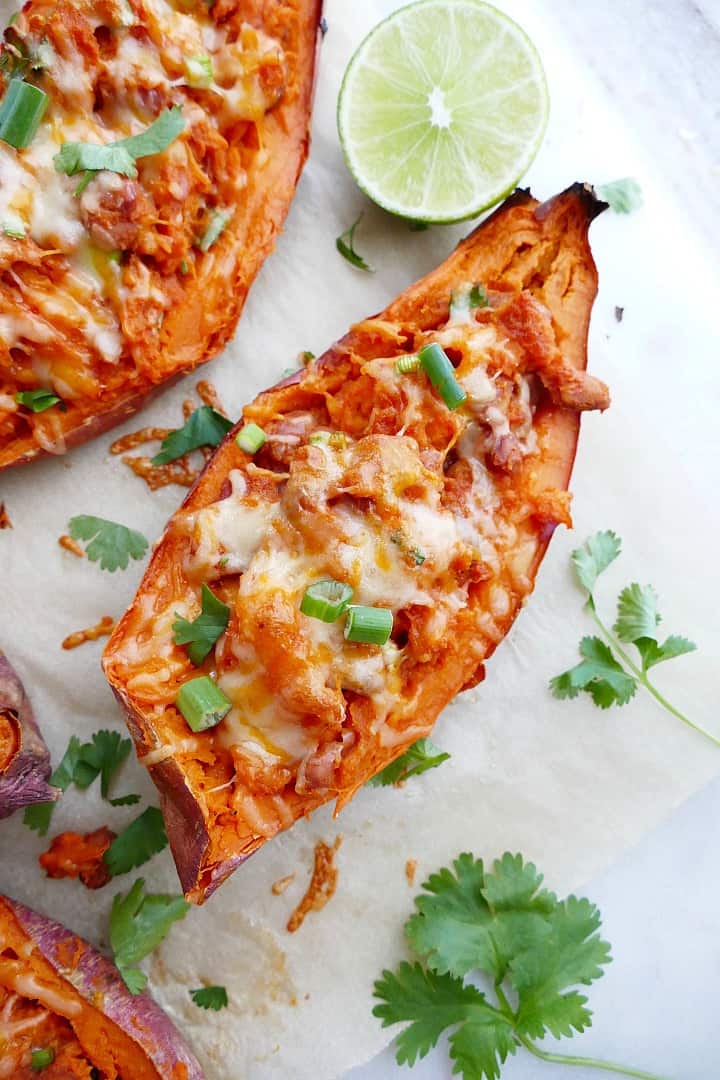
top-left (301, 579), bottom-right (354, 623)
top-left (31, 1048), bottom-right (55, 1072)
top-left (197, 209), bottom-right (231, 252)
top-left (395, 354), bottom-right (420, 375)
top-left (15, 388), bottom-right (62, 413)
top-left (176, 676), bottom-right (231, 733)
top-left (0, 79), bottom-right (47, 149)
top-left (344, 605), bottom-right (393, 645)
top-left (236, 422), bottom-right (266, 454)
top-left (184, 54), bottom-right (213, 88)
top-left (418, 343), bottom-right (467, 411)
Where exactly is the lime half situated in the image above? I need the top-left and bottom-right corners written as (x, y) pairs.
top-left (337, 0), bottom-right (549, 223)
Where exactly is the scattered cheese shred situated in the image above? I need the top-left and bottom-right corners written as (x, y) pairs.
top-left (58, 534), bottom-right (84, 558)
top-left (287, 837), bottom-right (342, 933)
top-left (405, 859), bottom-right (417, 886)
top-left (0, 503), bottom-right (11, 529)
top-left (62, 616), bottom-right (115, 650)
top-left (271, 873), bottom-right (296, 896)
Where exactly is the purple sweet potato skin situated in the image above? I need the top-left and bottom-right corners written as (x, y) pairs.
top-left (4, 895), bottom-right (205, 1079)
top-left (0, 649), bottom-right (56, 818)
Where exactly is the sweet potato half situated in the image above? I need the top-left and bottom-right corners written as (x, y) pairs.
top-left (0, 894), bottom-right (204, 1078)
top-left (104, 184), bottom-right (609, 903)
top-left (0, 0), bottom-right (322, 469)
top-left (0, 648), bottom-right (56, 819)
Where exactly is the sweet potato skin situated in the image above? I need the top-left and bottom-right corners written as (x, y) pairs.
top-left (0, 0), bottom-right (324, 471)
top-left (0, 649), bottom-right (56, 818)
top-left (106, 184), bottom-right (607, 902)
top-left (0, 895), bottom-right (205, 1078)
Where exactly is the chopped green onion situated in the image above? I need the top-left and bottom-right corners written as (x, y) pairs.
top-left (197, 209), bottom-right (231, 252)
top-left (184, 53), bottom-right (213, 88)
top-left (309, 430), bottom-right (330, 445)
top-left (395, 354), bottom-right (420, 375)
top-left (2, 218), bottom-right (25, 239)
top-left (31, 1048), bottom-right (55, 1072)
top-left (179, 258), bottom-right (188, 275)
top-left (300, 579), bottom-right (354, 623)
top-left (236, 422), bottom-right (266, 454)
top-left (176, 676), bottom-right (231, 733)
top-left (0, 79), bottom-right (47, 149)
top-left (344, 605), bottom-right (393, 645)
top-left (299, 350), bottom-right (315, 365)
top-left (449, 283), bottom-right (489, 322)
top-left (15, 388), bottom-right (62, 413)
top-left (418, 343), bottom-right (467, 411)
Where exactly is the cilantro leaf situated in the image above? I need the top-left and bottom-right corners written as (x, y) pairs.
top-left (511, 894), bottom-right (611, 1039)
top-left (406, 853), bottom-right (555, 982)
top-left (368, 738), bottom-right (450, 788)
top-left (152, 405), bottom-right (233, 465)
top-left (72, 729), bottom-right (131, 798)
top-left (109, 878), bottom-right (189, 994)
top-left (69, 515), bottom-right (149, 572)
top-left (104, 806), bottom-right (168, 877)
top-left (336, 214), bottom-right (373, 272)
top-left (613, 583), bottom-right (660, 642)
top-left (15, 388), bottom-right (63, 413)
top-left (449, 1011), bottom-right (517, 1080)
top-left (23, 735), bottom-right (82, 835)
top-left (373, 962), bottom-right (511, 1074)
top-left (110, 793), bottom-right (142, 807)
top-left (571, 531), bottom-right (621, 593)
top-left (54, 108), bottom-right (185, 182)
top-left (635, 634), bottom-right (696, 672)
top-left (596, 177), bottom-right (643, 214)
top-left (173, 584), bottom-right (230, 665)
top-left (190, 986), bottom-right (229, 1011)
top-left (550, 636), bottom-right (637, 708)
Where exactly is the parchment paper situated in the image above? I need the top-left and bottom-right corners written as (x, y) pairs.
top-left (1, 1), bottom-right (718, 1077)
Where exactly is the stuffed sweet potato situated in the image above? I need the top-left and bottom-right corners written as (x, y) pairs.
top-left (104, 184), bottom-right (609, 903)
top-left (0, 0), bottom-right (322, 469)
top-left (0, 648), bottom-right (56, 818)
top-left (0, 894), bottom-right (204, 1077)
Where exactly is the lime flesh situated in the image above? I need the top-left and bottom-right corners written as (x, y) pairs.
top-left (337, 0), bottom-right (549, 223)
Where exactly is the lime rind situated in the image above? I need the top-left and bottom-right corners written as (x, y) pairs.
top-left (337, 0), bottom-right (549, 224)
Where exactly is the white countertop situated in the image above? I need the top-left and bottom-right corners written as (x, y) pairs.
top-left (350, 3), bottom-right (720, 1077)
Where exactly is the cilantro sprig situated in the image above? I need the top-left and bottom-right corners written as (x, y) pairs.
top-left (374, 852), bottom-right (666, 1080)
top-left (152, 405), bottom-right (233, 465)
top-left (368, 738), bottom-right (450, 787)
top-left (190, 985), bottom-right (229, 1011)
top-left (23, 730), bottom-right (137, 835)
top-left (336, 214), bottom-right (373, 272)
top-left (550, 531), bottom-right (715, 746)
top-left (173, 584), bottom-right (230, 665)
top-left (109, 878), bottom-right (189, 993)
top-left (69, 515), bottom-right (149, 572)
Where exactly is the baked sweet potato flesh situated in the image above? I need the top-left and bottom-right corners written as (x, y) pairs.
top-left (0, 0), bottom-right (322, 469)
top-left (0, 895), bottom-right (204, 1079)
top-left (104, 185), bottom-right (609, 903)
top-left (0, 648), bottom-right (56, 818)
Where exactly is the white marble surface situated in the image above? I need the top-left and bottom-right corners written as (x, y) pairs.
top-left (349, 2), bottom-right (720, 1078)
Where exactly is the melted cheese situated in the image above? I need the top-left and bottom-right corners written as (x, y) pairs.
top-left (184, 472), bottom-right (280, 578)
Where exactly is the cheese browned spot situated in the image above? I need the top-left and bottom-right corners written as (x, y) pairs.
top-left (287, 837), bottom-right (342, 933)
